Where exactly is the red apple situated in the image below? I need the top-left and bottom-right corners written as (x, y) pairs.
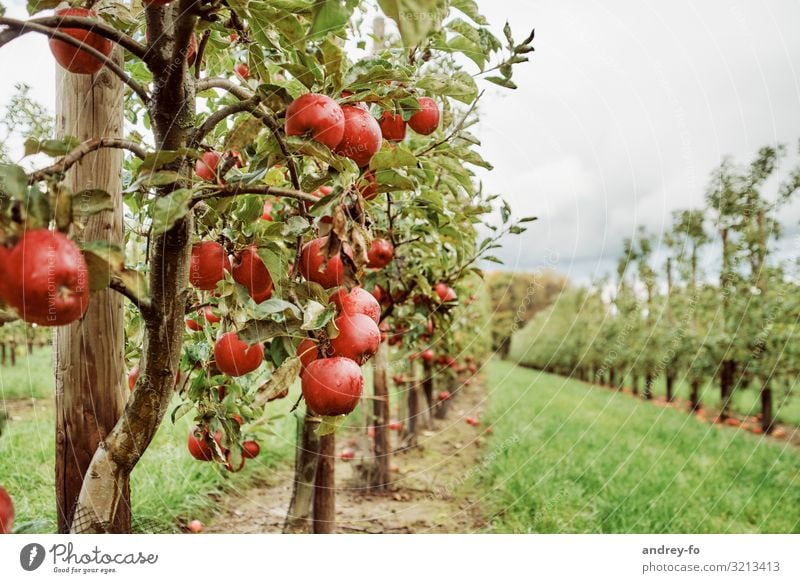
top-left (408, 97), bottom-right (439, 135)
top-left (242, 440), bottom-right (260, 459)
top-left (285, 93), bottom-right (345, 149)
top-left (367, 238), bottom-right (394, 269)
top-left (187, 33), bottom-right (198, 66)
top-left (234, 62), bottom-right (249, 80)
top-left (378, 111), bottom-right (406, 142)
top-left (0, 486), bottom-right (14, 534)
top-left (5, 229), bottom-right (89, 326)
top-left (225, 451), bottom-right (246, 472)
top-left (335, 105), bottom-right (382, 168)
top-left (358, 171), bottom-right (378, 200)
top-left (187, 428), bottom-right (214, 461)
top-left (392, 375), bottom-right (405, 384)
top-left (438, 390), bottom-right (451, 401)
top-left (128, 366), bottom-right (139, 391)
top-left (195, 151), bottom-right (225, 183)
top-left (231, 246), bottom-right (273, 303)
top-left (435, 282), bottom-right (457, 303)
top-left (299, 237), bottom-right (344, 289)
top-left (329, 313), bottom-right (381, 365)
top-left (339, 447), bottom-right (356, 461)
top-left (202, 305), bottom-right (221, 324)
top-left (262, 200), bottom-right (274, 221)
top-left (187, 519), bottom-right (203, 533)
top-left (297, 337), bottom-right (320, 373)
top-left (189, 241), bottom-right (231, 290)
top-left (49, 8), bottom-right (112, 75)
top-left (214, 331), bottom-right (264, 376)
top-left (330, 287), bottom-right (380, 323)
top-left (388, 420), bottom-right (404, 431)
top-left (421, 349), bottom-right (434, 362)
top-left (301, 357), bottom-right (364, 416)
top-left (367, 426), bottom-right (376, 438)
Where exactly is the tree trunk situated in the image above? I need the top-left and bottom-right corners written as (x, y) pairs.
top-left (284, 411), bottom-right (321, 533)
top-left (760, 384), bottom-right (774, 434)
top-left (609, 367), bottom-right (615, 388)
top-left (370, 341), bottom-right (390, 489)
top-left (632, 373), bottom-right (638, 395)
top-left (643, 373), bottom-right (653, 400)
top-left (53, 48), bottom-right (129, 533)
top-left (10, 341), bottom-right (16, 366)
top-left (1, 343), bottom-right (6, 365)
top-left (720, 360), bottom-right (734, 420)
top-left (689, 379), bottom-right (701, 411)
top-left (401, 367), bottom-right (419, 448)
top-left (68, 10), bottom-right (197, 532)
top-left (421, 359), bottom-right (434, 430)
top-left (313, 433), bottom-right (336, 534)
top-left (666, 374), bottom-right (674, 402)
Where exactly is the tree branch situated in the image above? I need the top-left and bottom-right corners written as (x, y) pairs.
top-left (192, 184), bottom-right (320, 206)
top-left (0, 17), bottom-right (149, 103)
top-left (28, 138), bottom-right (147, 184)
top-left (189, 95), bottom-right (262, 147)
top-left (25, 15), bottom-right (147, 61)
top-left (110, 279), bottom-right (153, 316)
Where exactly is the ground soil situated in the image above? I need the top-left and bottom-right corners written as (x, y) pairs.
top-left (204, 379), bottom-right (493, 534)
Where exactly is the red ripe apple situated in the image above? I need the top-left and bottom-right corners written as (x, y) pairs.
top-left (388, 420), bottom-right (404, 431)
top-left (329, 313), bottom-right (381, 365)
top-left (464, 378), bottom-right (473, 386)
top-left (242, 440), bottom-right (260, 459)
top-left (330, 287), bottom-right (380, 324)
top-left (214, 331), bottom-right (264, 376)
top-left (421, 349), bottom-right (434, 362)
top-left (0, 486), bottom-right (14, 534)
top-left (299, 237), bottom-right (344, 289)
top-left (438, 390), bottom-right (451, 401)
top-left (297, 337), bottom-right (320, 373)
top-left (367, 238), bottom-right (394, 269)
top-left (468, 363), bottom-right (478, 374)
top-left (187, 428), bottom-right (214, 461)
top-left (49, 8), bottom-right (112, 75)
top-left (187, 519), bottom-right (203, 533)
top-left (392, 375), bottom-right (405, 384)
top-left (202, 305), bottom-right (221, 324)
top-left (358, 171), bottom-right (378, 201)
top-left (367, 426), bottom-right (375, 438)
top-left (334, 105), bottom-right (383, 168)
top-left (371, 285), bottom-right (385, 304)
top-left (234, 62), bottom-right (249, 80)
top-left (339, 447), bottom-right (356, 461)
top-left (5, 229), bottom-right (89, 326)
top-left (189, 241), bottom-right (231, 290)
top-left (378, 111), bottom-right (406, 142)
top-left (435, 282), bottom-right (457, 303)
top-left (306, 185), bottom-right (333, 211)
top-left (128, 366), bottom-right (139, 391)
top-left (465, 416), bottom-right (479, 426)
top-left (285, 93), bottom-right (345, 149)
top-left (262, 200), bottom-right (274, 221)
top-left (408, 97), bottom-right (440, 135)
top-left (301, 357), bottom-right (364, 416)
top-left (186, 317), bottom-right (201, 331)
top-left (195, 151), bottom-right (224, 183)
top-left (231, 246), bottom-right (273, 303)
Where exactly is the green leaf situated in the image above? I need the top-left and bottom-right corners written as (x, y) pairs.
top-left (71, 189), bottom-right (114, 217)
top-left (23, 136), bottom-right (81, 158)
top-left (316, 414), bottom-right (347, 436)
top-left (171, 402), bottom-right (194, 424)
top-left (375, 169), bottom-right (415, 191)
top-left (369, 144), bottom-right (419, 170)
top-left (282, 215), bottom-right (311, 237)
top-left (151, 189), bottom-right (193, 236)
top-left (302, 300), bottom-right (336, 330)
top-left (416, 71), bottom-right (478, 104)
top-left (0, 164), bottom-right (27, 200)
top-left (81, 241), bottom-right (125, 291)
top-left (129, 170), bottom-right (182, 191)
top-left (27, 0), bottom-right (60, 15)
top-left (309, 0), bottom-right (355, 38)
top-left (239, 319), bottom-right (301, 344)
top-left (450, 0), bottom-right (487, 25)
top-left (378, 0), bottom-right (448, 47)
top-left (257, 244), bottom-right (289, 296)
top-left (139, 150), bottom-right (184, 172)
top-left (485, 76), bottom-right (518, 90)
top-left (224, 117), bottom-right (263, 154)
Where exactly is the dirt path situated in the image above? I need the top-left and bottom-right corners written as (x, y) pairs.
top-left (205, 379), bottom-right (493, 534)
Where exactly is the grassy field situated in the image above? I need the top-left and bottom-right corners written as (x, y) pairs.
top-left (480, 360), bottom-right (800, 534)
top-left (0, 347), bottom-right (297, 533)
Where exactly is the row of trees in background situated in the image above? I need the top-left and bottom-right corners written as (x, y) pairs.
top-left (510, 143), bottom-right (800, 434)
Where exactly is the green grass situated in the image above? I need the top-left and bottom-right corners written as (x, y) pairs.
top-left (480, 360), bottom-right (800, 533)
top-left (0, 347), bottom-right (54, 400)
top-left (0, 347), bottom-right (297, 533)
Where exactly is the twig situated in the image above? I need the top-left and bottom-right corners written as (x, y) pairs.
top-left (194, 29), bottom-right (211, 79)
top-left (110, 279), bottom-right (153, 316)
top-left (28, 138), bottom-right (147, 184)
top-left (192, 184), bottom-right (320, 206)
top-left (0, 17), bottom-right (149, 103)
top-left (415, 90), bottom-right (484, 156)
top-left (190, 95), bottom-right (262, 147)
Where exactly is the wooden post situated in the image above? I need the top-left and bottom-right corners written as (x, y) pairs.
top-left (54, 47), bottom-right (129, 533)
top-left (371, 341), bottom-right (391, 489)
top-left (421, 359), bottom-right (434, 429)
top-left (284, 411), bottom-right (321, 533)
top-left (313, 433), bottom-right (336, 533)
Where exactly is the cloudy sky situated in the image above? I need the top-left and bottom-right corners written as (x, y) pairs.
top-left (2, 0), bottom-right (799, 283)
